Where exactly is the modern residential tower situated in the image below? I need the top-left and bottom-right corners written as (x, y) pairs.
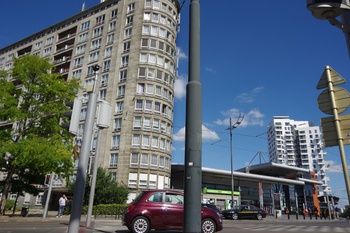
top-left (267, 116), bottom-right (331, 196)
top-left (0, 0), bottom-right (181, 201)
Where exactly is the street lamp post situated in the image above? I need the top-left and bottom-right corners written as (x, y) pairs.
top-left (227, 115), bottom-right (244, 207)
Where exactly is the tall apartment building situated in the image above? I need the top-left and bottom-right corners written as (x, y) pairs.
top-left (267, 116), bottom-right (331, 196)
top-left (0, 0), bottom-right (181, 200)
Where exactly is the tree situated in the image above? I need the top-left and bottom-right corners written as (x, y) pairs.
top-left (0, 55), bottom-right (80, 215)
top-left (68, 167), bottom-right (129, 205)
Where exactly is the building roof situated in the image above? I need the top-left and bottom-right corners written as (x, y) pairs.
top-left (236, 162), bottom-right (310, 177)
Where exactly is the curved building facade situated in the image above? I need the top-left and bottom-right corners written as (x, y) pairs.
top-left (0, 0), bottom-right (181, 200)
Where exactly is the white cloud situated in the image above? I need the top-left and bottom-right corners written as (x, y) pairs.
top-left (235, 87), bottom-right (264, 103)
top-left (325, 160), bottom-right (343, 173)
top-left (174, 74), bottom-right (187, 100)
top-left (214, 108), bottom-right (264, 127)
top-left (172, 125), bottom-right (220, 142)
top-left (205, 67), bottom-right (215, 73)
top-left (177, 47), bottom-right (188, 61)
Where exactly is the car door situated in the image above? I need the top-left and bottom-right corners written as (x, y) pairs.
top-left (145, 192), bottom-right (166, 229)
top-left (162, 192), bottom-right (184, 230)
top-left (239, 205), bottom-right (251, 219)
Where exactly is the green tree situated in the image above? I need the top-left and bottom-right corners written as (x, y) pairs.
top-left (69, 167), bottom-right (129, 205)
top-left (0, 55), bottom-right (80, 215)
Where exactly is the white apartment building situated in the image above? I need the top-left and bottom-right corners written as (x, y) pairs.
top-left (0, 0), bottom-right (181, 205)
top-left (267, 116), bottom-right (331, 196)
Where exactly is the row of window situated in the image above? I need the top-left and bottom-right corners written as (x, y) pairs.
top-left (110, 152), bottom-right (171, 170)
top-left (133, 98), bottom-right (173, 120)
top-left (128, 172), bottom-right (170, 189)
top-left (145, 0), bottom-right (178, 19)
top-left (136, 83), bottom-right (174, 104)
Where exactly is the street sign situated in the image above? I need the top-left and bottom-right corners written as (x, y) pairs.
top-left (320, 114), bottom-right (350, 147)
top-left (317, 87), bottom-right (350, 115)
top-left (316, 67), bottom-right (346, 90)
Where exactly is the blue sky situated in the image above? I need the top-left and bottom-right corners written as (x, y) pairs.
top-left (1, 1), bottom-right (350, 207)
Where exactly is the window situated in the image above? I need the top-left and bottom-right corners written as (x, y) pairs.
top-left (149, 54), bottom-right (156, 64)
top-left (46, 37), bottom-right (54, 46)
top-left (140, 53), bottom-right (147, 63)
top-left (110, 153), bottom-right (118, 167)
top-left (93, 26), bottom-right (103, 37)
top-left (91, 39), bottom-right (102, 50)
top-left (74, 57), bottom-right (84, 68)
top-left (125, 28), bottom-right (132, 39)
top-left (123, 41), bottom-right (130, 52)
top-left (143, 117), bottom-right (151, 130)
top-left (160, 138), bottom-right (165, 150)
top-left (72, 69), bottom-right (82, 79)
top-left (111, 9), bottom-right (118, 19)
top-left (147, 68), bottom-right (155, 79)
top-left (145, 100), bottom-right (152, 112)
top-left (149, 174), bottom-right (157, 187)
top-left (78, 33), bottom-right (88, 43)
top-left (126, 15), bottom-right (134, 25)
top-left (154, 102), bottom-right (161, 113)
top-left (137, 83), bottom-right (145, 95)
top-left (107, 33), bottom-right (114, 44)
top-left (117, 85), bottom-right (125, 97)
top-left (108, 21), bottom-right (116, 32)
top-left (115, 101), bottom-right (124, 114)
top-left (140, 154), bottom-right (149, 167)
top-left (128, 173), bottom-right (137, 186)
top-left (152, 13), bottom-right (159, 23)
top-left (43, 47), bottom-right (52, 56)
top-left (151, 154), bottom-right (158, 168)
top-left (101, 74), bottom-right (109, 86)
top-left (111, 135), bottom-right (120, 149)
top-left (132, 134), bottom-right (141, 147)
top-left (142, 135), bottom-right (150, 148)
top-left (81, 21), bottom-right (90, 32)
top-left (99, 89), bottom-right (106, 100)
top-left (114, 118), bottom-right (122, 131)
top-left (142, 25), bottom-right (150, 34)
top-left (76, 44), bottom-right (86, 55)
top-left (150, 39), bottom-right (157, 49)
top-left (127, 3), bottom-right (135, 13)
top-left (103, 60), bottom-right (111, 71)
top-left (121, 56), bottom-right (129, 67)
top-left (139, 67), bottom-right (146, 78)
top-left (89, 51), bottom-right (100, 63)
top-left (104, 47), bottom-right (113, 58)
top-left (135, 99), bottom-right (143, 111)
top-left (96, 15), bottom-right (105, 25)
top-left (120, 70), bottom-right (127, 82)
top-left (134, 116), bottom-right (142, 129)
top-left (152, 136), bottom-right (158, 148)
top-left (159, 155), bottom-right (165, 167)
top-left (34, 41), bottom-right (42, 50)
top-left (151, 26), bottom-right (158, 36)
top-left (146, 84), bottom-right (154, 95)
top-left (153, 118), bottom-right (160, 131)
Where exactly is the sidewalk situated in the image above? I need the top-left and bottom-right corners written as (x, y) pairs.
top-left (264, 213), bottom-right (345, 222)
top-left (0, 210), bottom-right (123, 233)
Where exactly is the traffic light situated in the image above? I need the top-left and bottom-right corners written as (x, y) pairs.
top-left (62, 98), bottom-right (82, 135)
top-left (44, 174), bottom-right (51, 185)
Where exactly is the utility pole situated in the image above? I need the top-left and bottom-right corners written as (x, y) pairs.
top-left (68, 65), bottom-right (100, 233)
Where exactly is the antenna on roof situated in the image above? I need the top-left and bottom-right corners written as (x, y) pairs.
top-left (81, 2), bottom-right (85, 11)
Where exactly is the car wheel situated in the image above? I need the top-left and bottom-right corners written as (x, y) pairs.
top-left (257, 213), bottom-right (263, 220)
top-left (131, 216), bottom-right (150, 233)
top-left (202, 218), bottom-right (216, 233)
top-left (232, 213), bottom-right (238, 220)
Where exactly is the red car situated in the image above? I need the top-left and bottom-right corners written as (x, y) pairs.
top-left (123, 189), bottom-right (223, 233)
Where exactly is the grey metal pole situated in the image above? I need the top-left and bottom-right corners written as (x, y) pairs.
top-left (184, 0), bottom-right (201, 232)
top-left (68, 65), bottom-right (100, 233)
top-left (86, 129), bottom-right (102, 227)
top-left (43, 172), bottom-right (54, 219)
top-left (229, 118), bottom-right (234, 207)
top-left (325, 66), bottom-right (350, 206)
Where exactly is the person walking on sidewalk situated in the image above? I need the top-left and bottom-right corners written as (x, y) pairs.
top-left (56, 194), bottom-right (68, 218)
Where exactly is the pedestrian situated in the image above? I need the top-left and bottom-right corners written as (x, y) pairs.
top-left (56, 194), bottom-right (68, 218)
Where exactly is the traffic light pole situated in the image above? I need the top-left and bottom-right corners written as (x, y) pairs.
top-left (42, 172), bottom-right (54, 219)
top-left (68, 65), bottom-right (100, 233)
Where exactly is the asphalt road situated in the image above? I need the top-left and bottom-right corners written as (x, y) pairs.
top-left (0, 215), bottom-right (349, 233)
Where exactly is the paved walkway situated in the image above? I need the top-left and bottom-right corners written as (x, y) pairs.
top-left (0, 210), bottom-right (345, 233)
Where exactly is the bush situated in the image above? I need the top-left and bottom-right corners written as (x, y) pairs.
top-left (64, 202), bottom-right (128, 217)
top-left (5, 200), bottom-right (15, 210)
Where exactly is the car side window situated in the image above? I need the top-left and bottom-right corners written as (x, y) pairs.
top-left (165, 193), bottom-right (183, 205)
top-left (148, 192), bottom-right (163, 202)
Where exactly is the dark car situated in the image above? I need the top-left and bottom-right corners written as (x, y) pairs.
top-left (202, 203), bottom-right (222, 217)
top-left (123, 189), bottom-right (223, 233)
top-left (221, 205), bottom-right (267, 220)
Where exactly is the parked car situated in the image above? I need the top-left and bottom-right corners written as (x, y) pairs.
top-left (202, 203), bottom-right (222, 217)
top-left (123, 189), bottom-right (223, 233)
top-left (221, 205), bottom-right (267, 220)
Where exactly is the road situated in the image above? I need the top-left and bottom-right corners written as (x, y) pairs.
top-left (0, 215), bottom-right (349, 233)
